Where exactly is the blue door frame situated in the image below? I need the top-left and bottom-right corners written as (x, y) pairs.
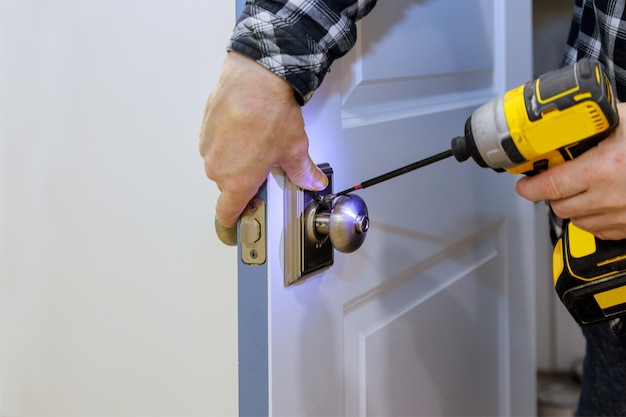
top-left (233, 0), bottom-right (269, 400)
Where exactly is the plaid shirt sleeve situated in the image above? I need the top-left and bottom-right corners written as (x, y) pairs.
top-left (563, 0), bottom-right (626, 100)
top-left (227, 0), bottom-right (378, 104)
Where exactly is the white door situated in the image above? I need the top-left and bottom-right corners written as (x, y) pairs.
top-left (238, 1), bottom-right (536, 416)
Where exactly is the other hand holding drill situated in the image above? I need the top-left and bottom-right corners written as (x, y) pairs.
top-left (516, 102), bottom-right (626, 240)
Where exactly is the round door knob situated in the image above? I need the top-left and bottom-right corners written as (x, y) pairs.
top-left (311, 195), bottom-right (369, 253)
top-left (328, 195), bottom-right (369, 253)
top-left (215, 215), bottom-right (237, 246)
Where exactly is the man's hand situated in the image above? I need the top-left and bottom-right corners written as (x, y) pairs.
top-left (515, 102), bottom-right (626, 240)
top-left (199, 52), bottom-right (328, 227)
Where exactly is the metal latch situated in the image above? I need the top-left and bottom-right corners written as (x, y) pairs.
top-left (240, 198), bottom-right (266, 265)
top-left (214, 197), bottom-right (266, 266)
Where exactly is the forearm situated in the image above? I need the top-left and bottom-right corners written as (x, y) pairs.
top-left (227, 0), bottom-right (378, 104)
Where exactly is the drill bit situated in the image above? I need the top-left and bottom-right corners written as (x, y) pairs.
top-left (318, 149), bottom-right (453, 203)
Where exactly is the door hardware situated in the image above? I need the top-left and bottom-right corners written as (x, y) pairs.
top-left (215, 197), bottom-right (266, 266)
top-left (308, 195), bottom-right (369, 253)
top-left (285, 164), bottom-right (369, 286)
top-left (215, 217), bottom-right (237, 246)
top-left (240, 198), bottom-right (266, 265)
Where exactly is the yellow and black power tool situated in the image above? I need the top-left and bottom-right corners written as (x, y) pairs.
top-left (451, 58), bottom-right (625, 325)
top-left (325, 59), bottom-right (624, 325)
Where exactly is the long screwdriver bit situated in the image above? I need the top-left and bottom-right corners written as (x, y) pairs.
top-left (318, 149), bottom-right (453, 203)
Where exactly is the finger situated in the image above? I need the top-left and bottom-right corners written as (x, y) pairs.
top-left (215, 188), bottom-right (256, 228)
top-left (549, 191), bottom-right (602, 220)
top-left (570, 215), bottom-right (626, 240)
top-left (282, 154), bottom-right (328, 191)
top-left (515, 160), bottom-right (589, 202)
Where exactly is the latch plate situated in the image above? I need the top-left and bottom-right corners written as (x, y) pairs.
top-left (284, 164), bottom-right (334, 286)
top-left (241, 197), bottom-right (266, 265)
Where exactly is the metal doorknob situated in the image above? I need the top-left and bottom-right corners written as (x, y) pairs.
top-left (307, 194), bottom-right (369, 253)
top-left (215, 215), bottom-right (237, 246)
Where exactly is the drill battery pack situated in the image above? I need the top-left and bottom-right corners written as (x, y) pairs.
top-left (553, 221), bottom-right (626, 325)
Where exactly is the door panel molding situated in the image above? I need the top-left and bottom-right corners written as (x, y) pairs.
top-left (343, 221), bottom-right (501, 313)
top-left (343, 222), bottom-right (509, 416)
top-left (341, 0), bottom-right (496, 128)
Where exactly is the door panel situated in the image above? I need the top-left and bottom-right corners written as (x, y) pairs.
top-left (342, 0), bottom-right (494, 114)
top-left (344, 226), bottom-right (508, 416)
top-left (239, 1), bottom-right (536, 416)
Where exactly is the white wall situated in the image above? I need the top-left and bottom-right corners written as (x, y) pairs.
top-left (532, 0), bottom-right (586, 371)
top-left (0, 1), bottom-right (238, 415)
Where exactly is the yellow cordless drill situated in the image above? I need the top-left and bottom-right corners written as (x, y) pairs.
top-left (450, 58), bottom-right (625, 325)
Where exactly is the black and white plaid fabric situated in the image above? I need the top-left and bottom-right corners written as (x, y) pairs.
top-left (227, 0), bottom-right (377, 104)
top-left (563, 0), bottom-right (626, 100)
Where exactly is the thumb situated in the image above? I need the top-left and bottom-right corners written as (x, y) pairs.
top-left (282, 154), bottom-right (328, 191)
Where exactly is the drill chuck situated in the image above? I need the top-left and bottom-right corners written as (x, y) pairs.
top-left (450, 136), bottom-right (470, 162)
top-left (450, 116), bottom-right (492, 168)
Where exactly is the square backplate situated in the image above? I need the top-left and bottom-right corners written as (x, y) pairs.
top-left (284, 163), bottom-right (334, 286)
